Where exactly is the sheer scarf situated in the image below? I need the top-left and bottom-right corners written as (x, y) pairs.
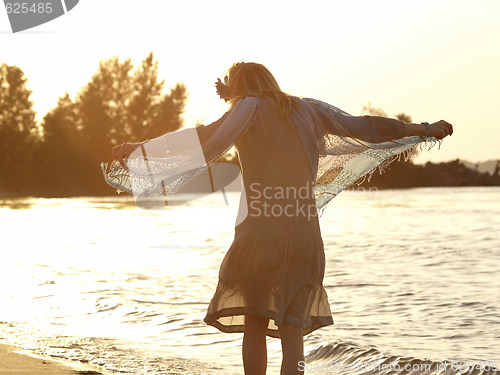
top-left (101, 96), bottom-right (439, 214)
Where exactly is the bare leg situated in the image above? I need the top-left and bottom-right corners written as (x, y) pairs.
top-left (243, 315), bottom-right (269, 375)
top-left (279, 323), bottom-right (304, 375)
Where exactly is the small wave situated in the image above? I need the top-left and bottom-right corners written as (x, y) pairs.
top-left (334, 283), bottom-right (386, 288)
top-left (306, 341), bottom-right (500, 374)
top-left (0, 324), bottom-right (218, 375)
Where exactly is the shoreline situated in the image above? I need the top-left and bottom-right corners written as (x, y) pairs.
top-left (0, 184), bottom-right (499, 201)
top-left (0, 344), bottom-right (106, 375)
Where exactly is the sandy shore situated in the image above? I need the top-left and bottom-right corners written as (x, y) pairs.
top-left (0, 344), bottom-right (103, 375)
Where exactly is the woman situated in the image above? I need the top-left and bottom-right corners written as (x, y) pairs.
top-left (108, 62), bottom-right (453, 375)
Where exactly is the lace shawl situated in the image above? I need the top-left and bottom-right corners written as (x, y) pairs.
top-left (100, 96), bottom-right (439, 214)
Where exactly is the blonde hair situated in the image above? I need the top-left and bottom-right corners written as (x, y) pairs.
top-left (225, 62), bottom-right (297, 117)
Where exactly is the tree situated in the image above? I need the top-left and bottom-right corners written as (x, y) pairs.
top-left (395, 112), bottom-right (412, 123)
top-left (34, 93), bottom-right (86, 195)
top-left (68, 52), bottom-right (187, 163)
top-left (362, 102), bottom-right (387, 117)
top-left (40, 52), bottom-right (188, 195)
top-left (127, 53), bottom-right (186, 141)
top-left (0, 63), bottom-right (37, 192)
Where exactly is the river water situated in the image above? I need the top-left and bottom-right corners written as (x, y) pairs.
top-left (0, 186), bottom-right (499, 374)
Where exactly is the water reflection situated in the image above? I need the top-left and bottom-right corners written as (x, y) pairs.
top-left (0, 188), bottom-right (499, 374)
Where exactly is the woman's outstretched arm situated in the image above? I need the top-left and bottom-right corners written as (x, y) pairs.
top-left (360, 115), bottom-right (453, 140)
top-left (195, 110), bottom-right (231, 145)
top-left (111, 110), bottom-right (233, 167)
top-left (305, 98), bottom-right (453, 143)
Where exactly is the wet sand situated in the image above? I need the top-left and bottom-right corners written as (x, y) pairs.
top-left (0, 344), bottom-right (103, 375)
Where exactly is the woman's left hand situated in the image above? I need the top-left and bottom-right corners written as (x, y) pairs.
top-left (430, 120), bottom-right (454, 139)
top-left (112, 142), bottom-right (143, 168)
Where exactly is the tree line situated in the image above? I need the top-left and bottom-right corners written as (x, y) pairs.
top-left (1, 56), bottom-right (497, 199)
top-left (359, 103), bottom-right (500, 188)
top-left (0, 52), bottom-right (187, 196)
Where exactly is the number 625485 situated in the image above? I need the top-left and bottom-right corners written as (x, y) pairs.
top-left (5, 2), bottom-right (53, 14)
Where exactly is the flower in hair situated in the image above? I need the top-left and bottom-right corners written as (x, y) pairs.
top-left (215, 76), bottom-right (230, 101)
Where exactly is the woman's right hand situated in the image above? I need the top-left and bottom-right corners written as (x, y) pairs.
top-left (430, 120), bottom-right (453, 139)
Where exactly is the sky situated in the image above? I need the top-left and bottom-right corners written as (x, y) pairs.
top-left (1, 0), bottom-right (499, 164)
